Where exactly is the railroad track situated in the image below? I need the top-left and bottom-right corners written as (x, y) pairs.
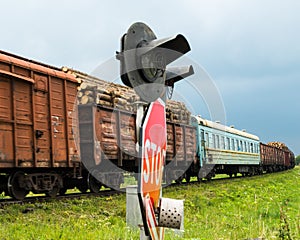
top-left (0, 171), bottom-right (281, 206)
top-left (0, 189), bottom-right (121, 206)
top-left (0, 179), bottom-right (209, 206)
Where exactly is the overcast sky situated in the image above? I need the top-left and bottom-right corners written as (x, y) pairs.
top-left (1, 0), bottom-right (299, 155)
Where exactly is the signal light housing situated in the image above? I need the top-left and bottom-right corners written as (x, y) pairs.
top-left (116, 22), bottom-right (193, 102)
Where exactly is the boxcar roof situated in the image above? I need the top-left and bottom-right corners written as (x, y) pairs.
top-left (192, 115), bottom-right (260, 141)
top-left (0, 50), bottom-right (78, 83)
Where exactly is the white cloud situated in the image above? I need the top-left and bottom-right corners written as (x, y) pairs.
top-left (1, 0), bottom-right (300, 154)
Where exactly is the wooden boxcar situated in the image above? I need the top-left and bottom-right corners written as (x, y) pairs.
top-left (78, 103), bottom-right (197, 188)
top-left (0, 50), bottom-right (80, 199)
top-left (78, 104), bottom-right (137, 190)
top-left (165, 121), bottom-right (197, 183)
top-left (260, 143), bottom-right (295, 172)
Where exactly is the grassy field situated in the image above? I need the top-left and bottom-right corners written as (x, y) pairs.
top-left (0, 167), bottom-right (299, 239)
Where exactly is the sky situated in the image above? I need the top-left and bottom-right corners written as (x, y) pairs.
top-left (1, 0), bottom-right (299, 155)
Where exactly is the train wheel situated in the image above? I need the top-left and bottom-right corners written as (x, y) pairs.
top-left (175, 175), bottom-right (184, 184)
top-left (205, 175), bottom-right (212, 181)
top-left (59, 187), bottom-right (68, 195)
top-left (46, 186), bottom-right (59, 198)
top-left (77, 184), bottom-right (88, 193)
top-left (185, 174), bottom-right (191, 183)
top-left (8, 171), bottom-right (29, 200)
top-left (197, 171), bottom-right (202, 183)
top-left (88, 174), bottom-right (102, 193)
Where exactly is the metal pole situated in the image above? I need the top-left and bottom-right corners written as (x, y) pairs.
top-left (134, 101), bottom-right (151, 240)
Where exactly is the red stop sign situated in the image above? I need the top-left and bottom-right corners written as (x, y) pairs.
top-left (140, 98), bottom-right (166, 208)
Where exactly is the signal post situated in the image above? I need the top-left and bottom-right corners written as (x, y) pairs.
top-left (117, 22), bottom-right (194, 239)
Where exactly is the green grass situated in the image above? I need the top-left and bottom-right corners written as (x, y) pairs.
top-left (166, 168), bottom-right (300, 239)
top-left (0, 195), bottom-right (139, 239)
top-left (0, 167), bottom-right (299, 239)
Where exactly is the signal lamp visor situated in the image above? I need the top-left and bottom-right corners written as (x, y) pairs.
top-left (138, 49), bottom-right (166, 83)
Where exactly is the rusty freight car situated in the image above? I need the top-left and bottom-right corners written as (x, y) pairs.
top-left (165, 121), bottom-right (196, 183)
top-left (260, 142), bottom-right (294, 172)
top-left (78, 103), bottom-right (197, 191)
top-left (62, 68), bottom-right (197, 190)
top-left (78, 103), bottom-right (137, 191)
top-left (0, 50), bottom-right (81, 199)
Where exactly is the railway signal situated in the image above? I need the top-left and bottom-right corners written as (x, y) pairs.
top-left (139, 99), bottom-right (184, 239)
top-left (117, 22), bottom-right (191, 240)
top-left (116, 22), bottom-right (194, 102)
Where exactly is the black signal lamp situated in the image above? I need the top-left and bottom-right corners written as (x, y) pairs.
top-left (116, 22), bottom-right (193, 102)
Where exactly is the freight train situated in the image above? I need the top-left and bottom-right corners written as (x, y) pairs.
top-left (0, 50), bottom-right (295, 200)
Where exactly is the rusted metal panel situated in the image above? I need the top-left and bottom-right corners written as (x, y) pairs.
top-left (260, 143), bottom-right (272, 165)
top-left (33, 76), bottom-right (51, 167)
top-left (97, 106), bottom-right (119, 160)
top-left (34, 73), bottom-right (48, 92)
top-left (0, 123), bottom-right (14, 166)
top-left (166, 123), bottom-right (176, 161)
top-left (97, 106), bottom-right (137, 163)
top-left (166, 122), bottom-right (196, 164)
top-left (0, 76), bottom-right (12, 120)
top-left (0, 61), bottom-right (10, 72)
top-left (32, 74), bottom-right (78, 168)
top-left (0, 76), bottom-right (14, 167)
top-left (0, 77), bottom-right (34, 168)
top-left (185, 126), bottom-right (197, 163)
top-left (65, 81), bottom-right (80, 165)
top-left (276, 148), bottom-right (284, 165)
top-left (284, 151), bottom-right (290, 167)
top-left (79, 104), bottom-right (137, 168)
top-left (0, 50), bottom-right (78, 83)
top-left (14, 65), bottom-right (31, 78)
top-left (15, 80), bottom-right (32, 123)
top-left (50, 77), bottom-right (67, 166)
top-left (14, 80), bottom-right (34, 167)
top-left (15, 125), bottom-right (33, 167)
top-left (0, 50), bottom-right (80, 170)
top-left (78, 104), bottom-right (98, 169)
top-left (260, 143), bottom-right (285, 166)
top-left (0, 69), bottom-right (34, 83)
top-left (119, 111), bottom-right (136, 160)
top-left (78, 103), bottom-right (196, 172)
